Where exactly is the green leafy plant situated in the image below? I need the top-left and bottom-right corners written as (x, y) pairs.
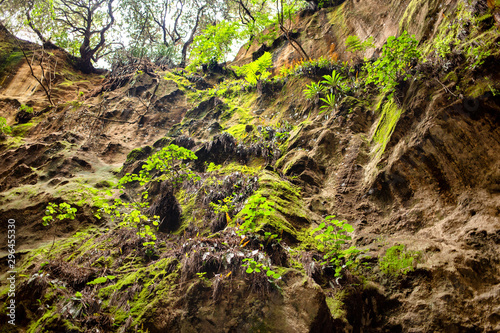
top-left (20, 104), bottom-right (34, 113)
top-left (237, 194), bottom-right (275, 236)
top-left (43, 202), bottom-right (77, 253)
top-left (210, 196), bottom-right (235, 215)
top-left (303, 81), bottom-right (326, 100)
top-left (319, 93), bottom-right (336, 113)
top-left (98, 144), bottom-right (200, 251)
top-left (105, 144), bottom-right (198, 249)
top-left (233, 52), bottom-right (273, 85)
top-left (379, 244), bottom-right (418, 277)
top-left (310, 216), bottom-right (361, 278)
top-left (87, 275), bottom-right (116, 285)
top-left (206, 162), bottom-right (222, 172)
top-left (98, 198), bottom-right (159, 248)
top-left (119, 144), bottom-right (199, 189)
top-left (364, 31), bottom-right (420, 97)
top-left (196, 272), bottom-right (210, 283)
top-left (243, 257), bottom-right (281, 280)
top-left (0, 117), bottom-right (12, 136)
top-left (321, 70), bottom-right (343, 90)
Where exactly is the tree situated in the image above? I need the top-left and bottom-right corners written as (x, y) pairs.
top-left (187, 20), bottom-right (240, 71)
top-left (21, 0), bottom-right (116, 73)
top-left (119, 0), bottom-right (227, 67)
top-left (276, 0), bottom-right (309, 60)
top-left (230, 0), bottom-right (275, 44)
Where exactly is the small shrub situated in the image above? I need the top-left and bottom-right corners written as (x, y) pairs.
top-left (43, 202), bottom-right (77, 253)
top-left (210, 196), bottom-right (235, 215)
top-left (310, 216), bottom-right (361, 278)
top-left (364, 31), bottom-right (420, 97)
top-left (119, 144), bottom-right (199, 189)
top-left (319, 93), bottom-right (336, 113)
top-left (237, 194), bottom-right (275, 236)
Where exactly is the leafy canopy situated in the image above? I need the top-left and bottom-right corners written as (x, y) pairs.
top-left (187, 21), bottom-right (240, 71)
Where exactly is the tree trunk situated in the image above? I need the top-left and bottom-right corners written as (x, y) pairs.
top-left (76, 52), bottom-right (95, 74)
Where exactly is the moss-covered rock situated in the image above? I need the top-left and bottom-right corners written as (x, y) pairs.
top-left (124, 145), bottom-right (153, 164)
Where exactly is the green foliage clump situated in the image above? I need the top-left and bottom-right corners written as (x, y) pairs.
top-left (0, 117), bottom-right (12, 136)
top-left (210, 196), bottom-right (235, 215)
top-left (100, 144), bottom-right (198, 248)
top-left (237, 193), bottom-right (275, 236)
top-left (20, 104), bottom-right (34, 113)
top-left (42, 202), bottom-right (77, 227)
top-left (87, 275), bottom-right (116, 285)
top-left (43, 202), bottom-right (77, 253)
top-left (364, 31), bottom-right (420, 97)
top-left (233, 52), bottom-right (273, 85)
top-left (243, 257), bottom-right (281, 280)
top-left (310, 216), bottom-right (361, 278)
top-left (187, 21), bottom-right (240, 71)
top-left (119, 144), bottom-right (199, 189)
top-left (279, 56), bottom-right (334, 78)
top-left (303, 69), bottom-right (349, 113)
top-left (303, 81), bottom-right (326, 100)
top-left (379, 244), bottom-right (418, 277)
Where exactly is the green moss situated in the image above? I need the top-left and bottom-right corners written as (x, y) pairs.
top-left (212, 162), bottom-right (261, 175)
top-left (153, 136), bottom-right (173, 148)
top-left (326, 290), bottom-right (348, 321)
top-left (399, 0), bottom-right (435, 35)
top-left (235, 171), bottom-right (310, 239)
top-left (27, 307), bottom-right (59, 333)
top-left (225, 123), bottom-right (248, 139)
top-left (372, 98), bottom-right (402, 159)
top-left (98, 258), bottom-right (180, 326)
top-left (0, 50), bottom-right (23, 78)
top-left (175, 189), bottom-right (197, 233)
top-left (11, 122), bottom-right (35, 137)
top-left (163, 71), bottom-right (191, 88)
top-left (327, 2), bottom-right (348, 35)
top-left (444, 71), bottom-right (458, 83)
top-left (465, 78), bottom-right (493, 98)
top-left (125, 146), bottom-right (153, 164)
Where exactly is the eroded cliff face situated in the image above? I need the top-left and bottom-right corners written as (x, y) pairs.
top-left (1, 0), bottom-right (500, 332)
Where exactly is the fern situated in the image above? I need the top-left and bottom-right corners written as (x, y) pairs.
top-left (345, 35), bottom-right (375, 53)
top-left (233, 52), bottom-right (273, 85)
